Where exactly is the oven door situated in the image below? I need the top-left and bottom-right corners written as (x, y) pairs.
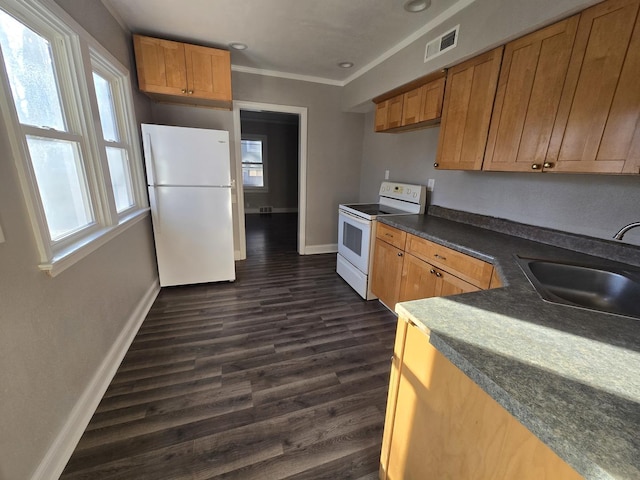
top-left (338, 209), bottom-right (372, 274)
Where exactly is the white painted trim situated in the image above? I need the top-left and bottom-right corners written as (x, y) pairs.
top-left (30, 280), bottom-right (160, 480)
top-left (304, 244), bottom-right (338, 255)
top-left (244, 208), bottom-right (299, 214)
top-left (232, 101), bottom-right (308, 256)
top-left (231, 64), bottom-right (343, 87)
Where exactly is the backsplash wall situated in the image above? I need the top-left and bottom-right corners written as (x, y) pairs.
top-left (359, 111), bottom-right (640, 247)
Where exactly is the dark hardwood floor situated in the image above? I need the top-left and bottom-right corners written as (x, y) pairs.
top-left (60, 213), bottom-right (396, 479)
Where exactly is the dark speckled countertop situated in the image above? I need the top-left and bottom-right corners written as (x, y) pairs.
top-left (377, 211), bottom-right (640, 480)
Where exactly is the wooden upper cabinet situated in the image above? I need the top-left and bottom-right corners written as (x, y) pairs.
top-left (133, 35), bottom-right (188, 96)
top-left (184, 44), bottom-right (232, 101)
top-left (483, 16), bottom-right (579, 172)
top-left (401, 88), bottom-right (423, 126)
top-left (133, 34), bottom-right (232, 108)
top-left (435, 47), bottom-right (504, 170)
top-left (375, 101), bottom-right (391, 132)
top-left (373, 72), bottom-right (446, 133)
top-left (420, 76), bottom-right (445, 123)
top-left (547, 0), bottom-right (640, 174)
top-left (387, 96), bottom-right (404, 129)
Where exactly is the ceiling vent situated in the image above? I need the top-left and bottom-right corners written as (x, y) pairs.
top-left (424, 25), bottom-right (459, 63)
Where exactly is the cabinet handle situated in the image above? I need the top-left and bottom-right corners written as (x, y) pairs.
top-left (435, 271), bottom-right (442, 277)
top-left (531, 164), bottom-right (541, 170)
top-left (181, 88), bottom-right (187, 94)
top-left (385, 233), bottom-right (393, 237)
top-left (433, 163), bottom-right (439, 168)
top-left (434, 253), bottom-right (446, 260)
top-left (397, 252), bottom-right (403, 257)
top-left (188, 90), bottom-right (194, 95)
top-left (543, 162), bottom-right (554, 169)
top-left (429, 269), bottom-right (436, 274)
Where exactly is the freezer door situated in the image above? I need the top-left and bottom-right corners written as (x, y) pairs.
top-left (149, 185), bottom-right (235, 286)
top-left (142, 124), bottom-right (231, 186)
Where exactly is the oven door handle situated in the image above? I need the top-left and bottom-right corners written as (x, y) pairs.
top-left (339, 210), bottom-right (372, 227)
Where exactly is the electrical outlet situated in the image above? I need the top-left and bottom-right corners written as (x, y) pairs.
top-left (384, 170), bottom-right (390, 180)
top-left (427, 178), bottom-right (435, 192)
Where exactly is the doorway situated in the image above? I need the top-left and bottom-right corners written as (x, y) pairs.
top-left (232, 101), bottom-right (308, 259)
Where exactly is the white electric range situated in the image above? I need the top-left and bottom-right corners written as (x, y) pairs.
top-left (337, 181), bottom-right (427, 300)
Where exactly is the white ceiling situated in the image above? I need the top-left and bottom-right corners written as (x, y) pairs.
top-left (103, 0), bottom-right (469, 85)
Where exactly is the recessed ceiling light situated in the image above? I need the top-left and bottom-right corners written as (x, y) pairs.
top-left (403, 0), bottom-right (431, 13)
top-left (338, 62), bottom-right (354, 68)
top-left (229, 42), bottom-right (248, 50)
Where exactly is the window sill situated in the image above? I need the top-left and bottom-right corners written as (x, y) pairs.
top-left (39, 208), bottom-right (150, 277)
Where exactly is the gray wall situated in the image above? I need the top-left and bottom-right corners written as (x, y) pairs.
top-left (360, 113), bottom-right (640, 246)
top-left (0, 1), bottom-right (158, 479)
top-left (242, 112), bottom-right (299, 211)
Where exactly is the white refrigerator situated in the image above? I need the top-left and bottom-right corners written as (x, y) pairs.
top-left (141, 124), bottom-right (235, 287)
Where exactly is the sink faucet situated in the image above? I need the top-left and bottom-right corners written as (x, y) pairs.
top-left (613, 222), bottom-right (640, 240)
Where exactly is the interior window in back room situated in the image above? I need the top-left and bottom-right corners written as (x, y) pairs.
top-left (241, 134), bottom-right (268, 190)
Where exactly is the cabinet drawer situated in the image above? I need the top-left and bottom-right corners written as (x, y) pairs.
top-left (406, 235), bottom-right (493, 289)
top-left (377, 223), bottom-right (407, 250)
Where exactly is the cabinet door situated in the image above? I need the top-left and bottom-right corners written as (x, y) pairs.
top-left (375, 101), bottom-right (390, 132)
top-left (401, 88), bottom-right (423, 126)
top-left (483, 16), bottom-right (579, 172)
top-left (371, 238), bottom-right (404, 309)
top-left (387, 95), bottom-right (404, 129)
top-left (133, 35), bottom-right (187, 96)
top-left (435, 47), bottom-right (503, 170)
top-left (399, 253), bottom-right (439, 302)
top-left (400, 254), bottom-right (479, 303)
top-left (383, 320), bottom-right (584, 480)
top-left (420, 76), bottom-right (445, 122)
top-left (547, 0), bottom-right (640, 173)
top-left (184, 44), bottom-right (232, 101)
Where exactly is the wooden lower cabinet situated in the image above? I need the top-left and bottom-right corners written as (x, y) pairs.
top-left (371, 238), bottom-right (405, 309)
top-left (380, 319), bottom-right (584, 480)
top-left (399, 253), bottom-right (479, 302)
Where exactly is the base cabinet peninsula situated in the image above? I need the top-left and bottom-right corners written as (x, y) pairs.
top-left (371, 224), bottom-right (494, 310)
top-left (379, 317), bottom-right (584, 480)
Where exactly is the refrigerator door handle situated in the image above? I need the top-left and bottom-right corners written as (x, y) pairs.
top-left (149, 187), bottom-right (161, 234)
top-left (144, 133), bottom-right (157, 185)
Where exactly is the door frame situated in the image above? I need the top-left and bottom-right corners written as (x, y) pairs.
top-left (232, 101), bottom-right (308, 259)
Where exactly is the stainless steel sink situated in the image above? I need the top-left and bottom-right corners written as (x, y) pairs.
top-left (515, 256), bottom-right (640, 319)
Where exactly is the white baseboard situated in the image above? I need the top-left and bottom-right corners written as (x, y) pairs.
top-left (244, 207), bottom-right (298, 214)
top-left (303, 243), bottom-right (338, 255)
top-left (31, 281), bottom-right (160, 480)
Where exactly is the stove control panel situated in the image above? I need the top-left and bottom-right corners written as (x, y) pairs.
top-left (379, 181), bottom-right (427, 204)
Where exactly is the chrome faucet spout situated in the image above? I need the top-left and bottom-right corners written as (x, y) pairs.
top-left (613, 222), bottom-right (640, 240)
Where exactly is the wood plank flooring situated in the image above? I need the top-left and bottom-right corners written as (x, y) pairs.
top-left (60, 214), bottom-right (396, 479)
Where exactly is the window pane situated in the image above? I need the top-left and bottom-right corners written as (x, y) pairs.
top-left (242, 164), bottom-right (264, 187)
top-left (106, 147), bottom-right (134, 212)
top-left (241, 140), bottom-right (263, 164)
top-left (0, 10), bottom-right (65, 130)
top-left (26, 136), bottom-right (93, 240)
top-left (92, 72), bottom-right (119, 142)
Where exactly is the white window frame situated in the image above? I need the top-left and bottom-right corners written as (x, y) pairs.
top-left (241, 134), bottom-right (268, 192)
top-left (89, 49), bottom-right (146, 218)
top-left (0, 0), bottom-right (148, 276)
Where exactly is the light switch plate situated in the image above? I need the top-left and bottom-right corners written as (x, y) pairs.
top-left (384, 170), bottom-right (390, 180)
top-left (427, 178), bottom-right (435, 192)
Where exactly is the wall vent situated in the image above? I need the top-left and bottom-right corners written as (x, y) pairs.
top-left (259, 206), bottom-right (273, 214)
top-left (424, 25), bottom-right (459, 63)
